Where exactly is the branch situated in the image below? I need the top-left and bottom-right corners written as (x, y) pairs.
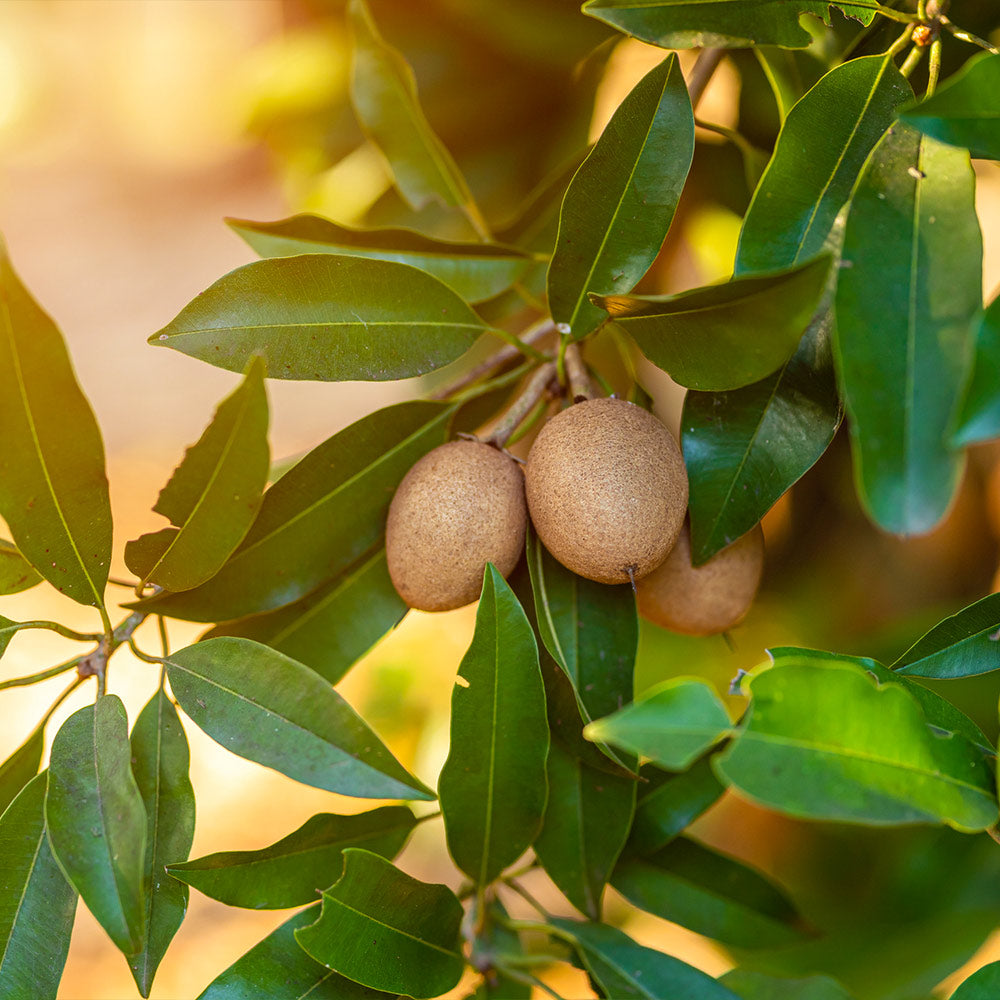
top-left (687, 48), bottom-right (725, 110)
top-left (486, 362), bottom-right (559, 447)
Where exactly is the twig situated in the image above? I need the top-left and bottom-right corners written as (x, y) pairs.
top-left (687, 48), bottom-right (725, 110)
top-left (7, 620), bottom-right (104, 643)
top-left (939, 16), bottom-right (999, 53)
top-left (492, 965), bottom-right (566, 1000)
top-left (487, 362), bottom-right (559, 447)
top-left (563, 343), bottom-right (593, 402)
top-left (0, 656), bottom-right (81, 691)
top-left (900, 43), bottom-right (925, 77)
top-left (501, 876), bottom-right (550, 919)
top-left (927, 37), bottom-right (942, 94)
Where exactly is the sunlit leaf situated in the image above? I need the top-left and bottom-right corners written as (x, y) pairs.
top-left (954, 293), bottom-right (1000, 446)
top-left (0, 539), bottom-right (41, 596)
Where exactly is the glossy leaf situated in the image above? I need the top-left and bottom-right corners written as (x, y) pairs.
top-left (203, 549), bottom-right (406, 686)
top-left (547, 53), bottom-right (693, 339)
top-left (584, 678), bottom-right (731, 770)
top-left (549, 918), bottom-right (740, 1000)
top-left (228, 216), bottom-right (531, 303)
top-left (533, 739), bottom-right (636, 919)
top-left (581, 1), bottom-right (877, 49)
top-left (612, 837), bottom-right (807, 948)
top-left (0, 238), bottom-right (112, 607)
top-left (439, 565), bottom-right (548, 885)
top-left (0, 539), bottom-right (41, 595)
top-left (167, 806), bottom-right (416, 909)
top-left (139, 400), bottom-right (455, 622)
top-left (900, 53), bottom-right (1000, 161)
top-left (149, 254), bottom-right (487, 382)
top-left (720, 970), bottom-right (856, 1000)
top-left (165, 637), bottom-right (433, 800)
top-left (46, 696), bottom-right (147, 955)
top-left (715, 655), bottom-right (998, 830)
top-left (0, 615), bottom-right (20, 660)
top-left (594, 254), bottom-right (831, 390)
top-left (349, 0), bottom-right (480, 219)
top-left (0, 726), bottom-right (44, 817)
top-left (295, 849), bottom-right (464, 999)
top-left (951, 961), bottom-right (1000, 1000)
top-left (198, 903), bottom-right (398, 1000)
top-left (0, 773), bottom-right (77, 1000)
top-left (126, 358), bottom-right (269, 593)
top-left (128, 689), bottom-right (196, 997)
top-left (835, 125), bottom-right (981, 534)
top-left (954, 293), bottom-right (1000, 446)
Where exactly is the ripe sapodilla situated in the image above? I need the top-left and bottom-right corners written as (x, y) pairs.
top-left (524, 397), bottom-right (688, 585)
top-left (386, 439), bottom-right (527, 612)
top-left (637, 521), bottom-right (764, 635)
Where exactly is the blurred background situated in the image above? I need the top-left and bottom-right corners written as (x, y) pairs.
top-left (1, 1), bottom-right (1000, 997)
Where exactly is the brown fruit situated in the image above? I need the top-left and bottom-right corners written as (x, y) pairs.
top-left (386, 439), bottom-right (527, 612)
top-left (637, 522), bottom-right (764, 636)
top-left (524, 397), bottom-right (688, 584)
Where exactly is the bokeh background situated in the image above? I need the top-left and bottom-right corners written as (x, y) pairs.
top-left (2, 1), bottom-right (1000, 998)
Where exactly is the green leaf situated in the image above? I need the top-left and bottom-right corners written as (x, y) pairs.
top-left (720, 970), bottom-right (856, 1000)
top-left (125, 358), bottom-right (270, 593)
top-left (612, 837), bottom-right (807, 948)
top-left (547, 53), bottom-right (693, 340)
top-left (0, 238), bottom-right (112, 607)
top-left (0, 773), bottom-right (77, 1000)
top-left (954, 293), bottom-right (1000, 446)
top-left (951, 961), bottom-right (1000, 1000)
top-left (165, 637), bottom-right (433, 800)
top-left (167, 806), bottom-right (416, 909)
top-left (468, 901), bottom-right (532, 1000)
top-left (683, 55), bottom-right (909, 564)
top-left (128, 688), bottom-right (196, 997)
top-left (295, 849), bottom-right (464, 999)
top-left (0, 726), bottom-right (44, 817)
top-left (533, 740), bottom-right (636, 919)
top-left (549, 918), bottom-right (740, 1000)
top-left (198, 903), bottom-right (398, 1000)
top-left (593, 254), bottom-right (830, 390)
top-left (203, 549), bottom-right (406, 685)
top-left (715, 655), bottom-right (998, 830)
top-left (149, 255), bottom-right (488, 382)
top-left (0, 616), bottom-right (21, 660)
top-left (584, 678), bottom-right (731, 770)
top-left (834, 125), bottom-right (981, 534)
top-left (349, 0), bottom-right (481, 223)
top-left (46, 696), bottom-right (147, 955)
top-left (0, 539), bottom-right (41, 595)
top-left (227, 216), bottom-right (531, 303)
top-left (890, 593), bottom-right (1000, 680)
top-left (439, 565), bottom-right (548, 885)
top-left (137, 400), bottom-right (455, 622)
top-left (899, 53), bottom-right (1000, 161)
top-left (581, 1), bottom-right (877, 49)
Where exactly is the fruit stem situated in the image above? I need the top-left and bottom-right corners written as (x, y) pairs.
top-left (900, 43), bottom-right (925, 77)
top-left (487, 361), bottom-right (558, 447)
top-left (563, 342), bottom-right (593, 402)
top-left (687, 48), bottom-right (724, 110)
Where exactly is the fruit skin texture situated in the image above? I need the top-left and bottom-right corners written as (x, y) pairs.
top-left (524, 397), bottom-right (688, 584)
top-left (386, 439), bottom-right (527, 612)
top-left (637, 521), bottom-right (764, 636)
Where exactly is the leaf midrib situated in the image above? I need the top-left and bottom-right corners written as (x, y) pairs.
top-left (161, 319), bottom-right (485, 340)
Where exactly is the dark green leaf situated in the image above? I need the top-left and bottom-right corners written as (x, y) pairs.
top-left (548, 53), bottom-right (693, 339)
top-left (891, 593), bottom-right (1000, 680)
top-left (549, 918), bottom-right (739, 1000)
top-left (533, 740), bottom-right (636, 919)
top-left (0, 773), bottom-right (76, 1000)
top-left (753, 48), bottom-right (822, 123)
top-left (167, 806), bottom-right (416, 909)
top-left (0, 539), bottom-right (41, 595)
top-left (951, 961), bottom-right (1000, 1000)
top-left (128, 689), bottom-right (196, 997)
top-left (149, 255), bottom-right (488, 382)
top-left (439, 565), bottom-right (548, 885)
top-left (720, 970), bottom-right (856, 1000)
top-left (715, 655), bottom-right (998, 829)
top-left (165, 637), bottom-right (433, 800)
top-left (295, 849), bottom-right (464, 999)
top-left (612, 837), bottom-right (807, 948)
top-left (0, 238), bottom-right (112, 607)
top-left (138, 400), bottom-right (455, 622)
top-left (203, 549), bottom-right (406, 685)
top-left (954, 293), bottom-right (1000, 446)
top-left (584, 678), bottom-right (731, 770)
top-left (581, 1), bottom-right (877, 49)
top-left (46, 696), bottom-right (147, 955)
top-left (594, 254), bottom-right (831, 390)
top-left (227, 216), bottom-right (531, 303)
top-left (899, 53), bottom-right (1000, 161)
top-left (835, 125), bottom-right (981, 534)
top-left (198, 903), bottom-right (398, 1000)
top-left (0, 726), bottom-right (44, 818)
top-left (468, 901), bottom-right (532, 1000)
top-left (125, 358), bottom-right (269, 593)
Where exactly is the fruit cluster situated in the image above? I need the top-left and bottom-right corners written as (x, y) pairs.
top-left (386, 393), bottom-right (764, 635)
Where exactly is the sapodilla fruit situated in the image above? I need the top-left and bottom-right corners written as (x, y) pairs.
top-left (386, 439), bottom-right (527, 612)
top-left (637, 522), bottom-right (764, 636)
top-left (524, 397), bottom-right (687, 584)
